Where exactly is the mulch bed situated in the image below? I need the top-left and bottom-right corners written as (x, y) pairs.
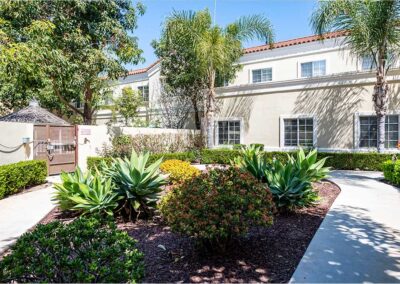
top-left (40, 180), bottom-right (340, 283)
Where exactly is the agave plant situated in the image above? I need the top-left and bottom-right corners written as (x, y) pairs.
top-left (231, 144), bottom-right (268, 181)
top-left (288, 148), bottom-right (330, 182)
top-left (265, 159), bottom-right (318, 211)
top-left (53, 167), bottom-right (120, 216)
top-left (102, 150), bottom-right (167, 219)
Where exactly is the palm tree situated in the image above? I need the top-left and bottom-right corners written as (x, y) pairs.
top-left (311, 0), bottom-right (400, 152)
top-left (163, 10), bottom-right (274, 148)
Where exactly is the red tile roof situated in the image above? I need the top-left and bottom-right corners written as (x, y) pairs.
top-left (126, 31), bottom-right (347, 75)
top-left (126, 59), bottom-right (161, 76)
top-left (244, 31), bottom-right (347, 54)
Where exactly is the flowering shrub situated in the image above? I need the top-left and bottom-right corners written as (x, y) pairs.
top-left (159, 167), bottom-right (274, 251)
top-left (160, 159), bottom-right (200, 184)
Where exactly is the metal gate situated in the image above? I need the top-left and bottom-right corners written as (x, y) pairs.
top-left (33, 125), bottom-right (77, 175)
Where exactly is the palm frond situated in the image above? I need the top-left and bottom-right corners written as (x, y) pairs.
top-left (228, 14), bottom-right (274, 44)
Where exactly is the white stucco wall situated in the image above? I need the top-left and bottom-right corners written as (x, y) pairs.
top-left (0, 122), bottom-right (34, 165)
top-left (77, 125), bottom-right (200, 170)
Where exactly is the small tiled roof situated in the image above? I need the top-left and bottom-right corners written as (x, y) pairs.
top-left (126, 31), bottom-right (347, 75)
top-left (126, 59), bottom-right (161, 76)
top-left (0, 100), bottom-right (70, 125)
top-left (244, 31), bottom-right (347, 54)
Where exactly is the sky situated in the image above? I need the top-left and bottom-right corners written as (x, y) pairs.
top-left (130, 0), bottom-right (318, 70)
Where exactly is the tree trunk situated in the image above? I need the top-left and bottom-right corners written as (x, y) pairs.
top-left (83, 87), bottom-right (93, 125)
top-left (206, 70), bottom-right (216, 148)
top-left (373, 53), bottom-right (388, 153)
top-left (191, 97), bottom-right (201, 130)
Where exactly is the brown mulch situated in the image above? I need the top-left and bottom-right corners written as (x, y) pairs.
top-left (39, 180), bottom-right (340, 283)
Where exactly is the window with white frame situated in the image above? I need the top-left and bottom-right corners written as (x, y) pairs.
top-left (284, 118), bottom-right (314, 147)
top-left (301, 60), bottom-right (326, 78)
top-left (252, 68), bottom-right (272, 83)
top-left (217, 120), bottom-right (241, 145)
top-left (138, 85), bottom-right (149, 102)
top-left (359, 115), bottom-right (399, 148)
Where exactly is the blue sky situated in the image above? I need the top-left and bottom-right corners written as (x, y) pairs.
top-left (131, 0), bottom-right (318, 70)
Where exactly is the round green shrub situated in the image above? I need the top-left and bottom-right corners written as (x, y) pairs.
top-left (0, 216), bottom-right (144, 283)
top-left (159, 167), bottom-right (274, 251)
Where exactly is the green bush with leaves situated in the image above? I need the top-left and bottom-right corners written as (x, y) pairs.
top-left (289, 148), bottom-right (330, 182)
top-left (102, 150), bottom-right (167, 219)
top-left (0, 160), bottom-right (47, 200)
top-left (53, 167), bottom-right (120, 216)
top-left (232, 144), bottom-right (268, 181)
top-left (0, 216), bottom-right (144, 283)
top-left (265, 159), bottom-right (319, 210)
top-left (382, 159), bottom-right (400, 185)
top-left (159, 167), bottom-right (274, 251)
top-left (87, 152), bottom-right (196, 173)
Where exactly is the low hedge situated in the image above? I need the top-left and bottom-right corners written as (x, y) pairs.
top-left (382, 160), bottom-right (400, 185)
top-left (87, 151), bottom-right (196, 172)
top-left (0, 160), bottom-right (47, 200)
top-left (88, 149), bottom-right (395, 172)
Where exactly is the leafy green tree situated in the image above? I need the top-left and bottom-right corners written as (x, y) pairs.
top-left (114, 87), bottom-right (143, 126)
top-left (155, 9), bottom-right (274, 147)
top-left (0, 0), bottom-right (145, 124)
top-left (311, 0), bottom-right (400, 152)
top-left (153, 10), bottom-right (209, 131)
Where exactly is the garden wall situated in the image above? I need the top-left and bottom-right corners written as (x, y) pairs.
top-left (77, 125), bottom-right (199, 170)
top-left (0, 122), bottom-right (34, 165)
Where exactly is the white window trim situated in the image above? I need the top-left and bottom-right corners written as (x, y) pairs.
top-left (297, 58), bottom-right (328, 79)
top-left (279, 114), bottom-right (317, 149)
top-left (250, 67), bottom-right (273, 84)
top-left (354, 111), bottom-right (400, 151)
top-left (214, 117), bottom-right (244, 147)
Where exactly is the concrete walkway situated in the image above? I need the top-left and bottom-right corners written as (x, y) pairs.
top-left (0, 177), bottom-right (58, 254)
top-left (291, 170), bottom-right (400, 283)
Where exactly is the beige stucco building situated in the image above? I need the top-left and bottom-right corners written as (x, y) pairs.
top-left (102, 32), bottom-right (400, 152)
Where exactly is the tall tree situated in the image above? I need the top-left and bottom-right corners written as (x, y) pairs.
top-left (311, 0), bottom-right (400, 152)
top-left (152, 10), bottom-right (209, 131)
top-left (154, 9), bottom-right (274, 147)
top-left (0, 0), bottom-right (145, 124)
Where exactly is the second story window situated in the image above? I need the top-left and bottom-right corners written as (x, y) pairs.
top-left (138, 85), bottom-right (149, 102)
top-left (301, 60), bottom-right (326, 78)
top-left (252, 68), bottom-right (272, 83)
top-left (362, 55), bottom-right (377, 71)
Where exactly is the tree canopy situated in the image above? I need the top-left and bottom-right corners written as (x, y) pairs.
top-left (0, 0), bottom-right (145, 123)
top-left (154, 9), bottom-right (274, 146)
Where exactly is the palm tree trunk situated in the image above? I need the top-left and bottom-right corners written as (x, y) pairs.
top-left (206, 70), bottom-right (216, 148)
top-left (373, 55), bottom-right (388, 153)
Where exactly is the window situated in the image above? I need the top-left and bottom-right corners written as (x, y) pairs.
top-left (361, 56), bottom-right (377, 71)
top-left (138, 85), bottom-right (149, 102)
top-left (359, 115), bottom-right (399, 148)
top-left (217, 120), bottom-right (241, 145)
top-left (252, 68), bottom-right (272, 83)
top-left (301, 60), bottom-right (326, 78)
top-left (284, 118), bottom-right (314, 147)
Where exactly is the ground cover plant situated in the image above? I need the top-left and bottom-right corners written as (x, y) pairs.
top-left (160, 159), bottom-right (201, 184)
top-left (0, 216), bottom-right (144, 283)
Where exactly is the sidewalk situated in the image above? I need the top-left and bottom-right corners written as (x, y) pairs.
top-left (291, 170), bottom-right (400, 283)
top-left (0, 178), bottom-right (57, 254)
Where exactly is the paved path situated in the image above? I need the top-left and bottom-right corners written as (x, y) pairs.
top-left (291, 170), bottom-right (400, 283)
top-left (0, 177), bottom-right (58, 254)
